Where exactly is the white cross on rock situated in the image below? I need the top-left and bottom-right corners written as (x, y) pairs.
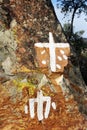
top-left (34, 32), bottom-right (70, 72)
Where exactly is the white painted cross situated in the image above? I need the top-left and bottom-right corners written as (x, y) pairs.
top-left (35, 32), bottom-right (70, 72)
top-left (24, 90), bottom-right (56, 121)
top-left (49, 32), bottom-right (56, 72)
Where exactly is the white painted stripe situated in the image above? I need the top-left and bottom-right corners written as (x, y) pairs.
top-left (49, 32), bottom-right (56, 72)
top-left (35, 43), bottom-right (44, 47)
top-left (42, 60), bottom-right (46, 65)
top-left (24, 105), bottom-right (28, 114)
top-left (52, 102), bottom-right (56, 110)
top-left (63, 55), bottom-right (68, 60)
top-left (41, 50), bottom-right (45, 54)
top-left (37, 91), bottom-right (44, 121)
top-left (29, 99), bottom-right (35, 118)
top-left (57, 56), bottom-right (62, 61)
top-left (35, 43), bottom-right (70, 48)
top-left (44, 96), bottom-right (51, 119)
top-left (56, 64), bottom-right (61, 69)
top-left (60, 50), bottom-right (65, 54)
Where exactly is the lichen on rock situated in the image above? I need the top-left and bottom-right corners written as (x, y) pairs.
top-left (0, 29), bottom-right (17, 74)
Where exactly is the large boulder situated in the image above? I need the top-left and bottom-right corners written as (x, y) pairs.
top-left (0, 0), bottom-right (87, 129)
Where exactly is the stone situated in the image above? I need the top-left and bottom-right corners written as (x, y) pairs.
top-left (0, 29), bottom-right (17, 72)
top-left (2, 57), bottom-right (13, 75)
top-left (0, 0), bottom-right (3, 2)
top-left (0, 0), bottom-right (87, 129)
top-left (29, 90), bottom-right (51, 120)
top-left (38, 74), bottom-right (48, 89)
top-left (24, 105), bottom-right (28, 114)
top-left (10, 19), bottom-right (17, 29)
top-left (35, 32), bottom-right (70, 72)
top-left (25, 90), bottom-right (56, 121)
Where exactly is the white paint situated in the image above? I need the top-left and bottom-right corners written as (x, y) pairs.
top-left (60, 50), bottom-right (65, 54)
top-left (35, 32), bottom-right (70, 72)
top-left (44, 96), bottom-right (51, 119)
top-left (56, 64), bottom-right (61, 69)
top-left (52, 102), bottom-right (56, 110)
top-left (41, 50), bottom-right (46, 54)
top-left (35, 43), bottom-right (45, 47)
top-left (29, 90), bottom-right (54, 121)
top-left (35, 43), bottom-right (69, 48)
top-left (21, 78), bottom-right (27, 83)
top-left (37, 91), bottom-right (44, 120)
top-left (63, 55), bottom-right (68, 60)
top-left (57, 56), bottom-right (62, 61)
top-left (29, 99), bottom-right (35, 118)
top-left (42, 60), bottom-right (46, 65)
top-left (24, 105), bottom-right (28, 114)
top-left (49, 32), bottom-right (56, 72)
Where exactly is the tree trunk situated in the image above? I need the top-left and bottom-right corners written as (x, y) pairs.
top-left (70, 8), bottom-right (77, 39)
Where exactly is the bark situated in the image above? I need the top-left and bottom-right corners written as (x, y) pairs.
top-left (70, 8), bottom-right (77, 39)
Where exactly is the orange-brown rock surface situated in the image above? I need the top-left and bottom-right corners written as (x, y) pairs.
top-left (0, 81), bottom-right (87, 130)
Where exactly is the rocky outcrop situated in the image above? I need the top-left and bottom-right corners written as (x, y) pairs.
top-left (0, 0), bottom-right (87, 130)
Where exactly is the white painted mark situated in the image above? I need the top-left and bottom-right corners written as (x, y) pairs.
top-left (37, 91), bottom-right (44, 120)
top-left (52, 102), bottom-right (56, 110)
top-left (42, 60), bottom-right (46, 65)
top-left (63, 55), bottom-right (68, 60)
top-left (41, 50), bottom-right (46, 55)
top-left (25, 91), bottom-right (56, 121)
top-left (29, 99), bottom-right (35, 118)
top-left (24, 105), bottom-right (28, 114)
top-left (29, 91), bottom-right (52, 121)
top-left (34, 32), bottom-right (70, 72)
top-left (49, 32), bottom-right (56, 72)
top-left (44, 96), bottom-right (51, 119)
top-left (35, 43), bottom-right (70, 48)
top-left (57, 56), bottom-right (62, 61)
top-left (60, 50), bottom-right (65, 54)
top-left (56, 64), bottom-right (61, 69)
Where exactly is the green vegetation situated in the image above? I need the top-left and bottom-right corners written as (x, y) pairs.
top-left (63, 23), bottom-right (86, 55)
top-left (57, 0), bottom-right (87, 39)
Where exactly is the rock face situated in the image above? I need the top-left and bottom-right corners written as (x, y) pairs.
top-left (0, 29), bottom-right (17, 72)
top-left (0, 0), bottom-right (87, 130)
top-left (10, 0), bottom-right (66, 42)
top-left (34, 32), bottom-right (70, 72)
top-left (7, 0), bottom-right (67, 69)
